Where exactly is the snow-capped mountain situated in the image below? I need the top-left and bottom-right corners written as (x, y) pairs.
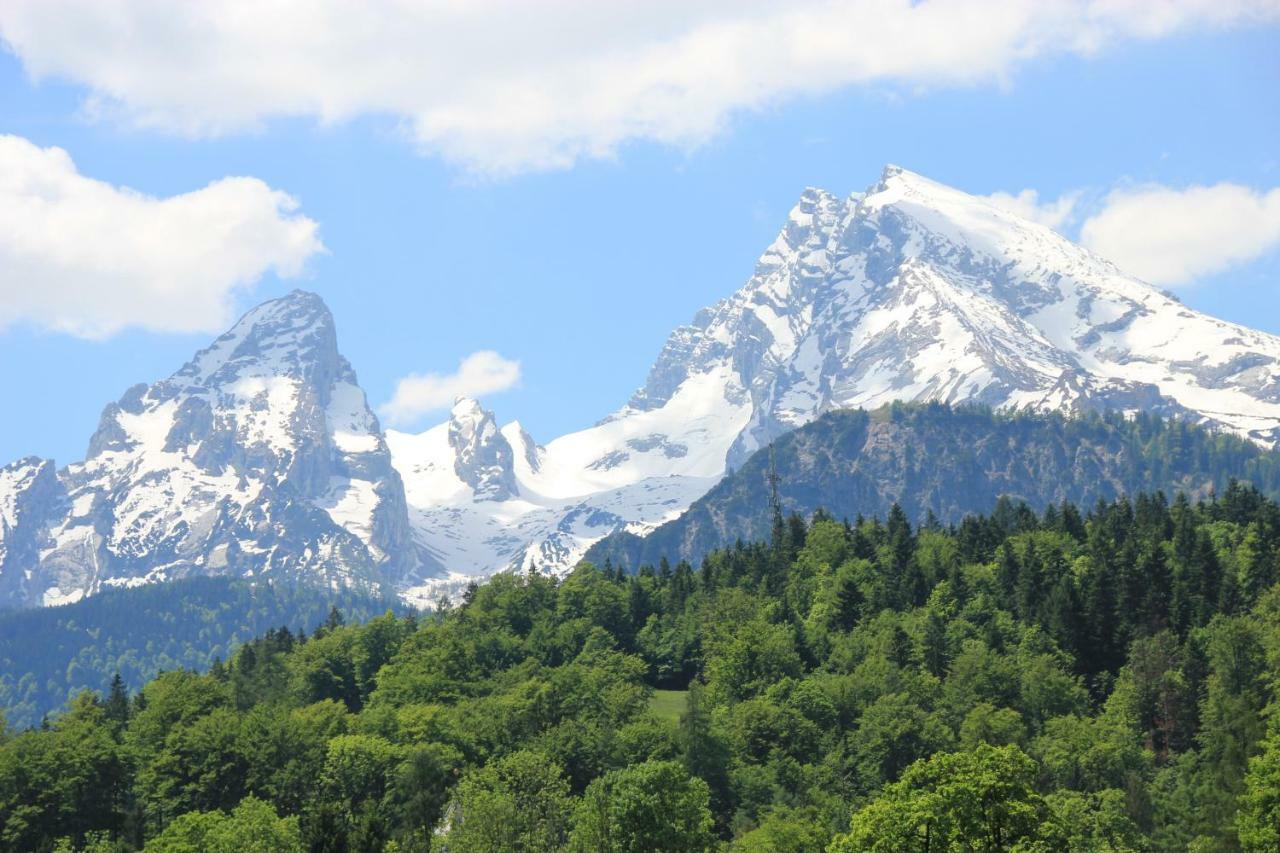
top-left (0, 291), bottom-right (424, 608)
top-left (6, 166), bottom-right (1280, 607)
top-left (391, 165), bottom-right (1280, 589)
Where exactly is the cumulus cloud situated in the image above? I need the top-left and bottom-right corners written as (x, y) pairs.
top-left (982, 188), bottom-right (1080, 231)
top-left (2, 1), bottom-right (1276, 174)
top-left (1080, 182), bottom-right (1280, 287)
top-left (380, 351), bottom-right (522, 426)
top-left (0, 134), bottom-right (323, 338)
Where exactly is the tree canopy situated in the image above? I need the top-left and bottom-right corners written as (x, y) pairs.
top-left (5, 485), bottom-right (1280, 850)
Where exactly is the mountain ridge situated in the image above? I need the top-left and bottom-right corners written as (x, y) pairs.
top-left (585, 402), bottom-right (1280, 572)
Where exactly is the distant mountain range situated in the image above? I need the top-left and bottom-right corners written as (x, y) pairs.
top-left (5, 165), bottom-right (1280, 607)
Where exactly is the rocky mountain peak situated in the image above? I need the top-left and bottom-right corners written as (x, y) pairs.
top-left (393, 166), bottom-right (1280, 590)
top-left (448, 397), bottom-right (517, 502)
top-left (0, 291), bottom-right (425, 609)
top-left (9, 168), bottom-right (1280, 605)
top-left (171, 289), bottom-right (346, 391)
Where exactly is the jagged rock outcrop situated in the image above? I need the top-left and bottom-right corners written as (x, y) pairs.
top-left (447, 398), bottom-right (519, 501)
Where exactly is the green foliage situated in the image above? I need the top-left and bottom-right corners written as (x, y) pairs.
top-left (142, 796), bottom-right (300, 852)
top-left (1239, 726), bottom-right (1280, 851)
top-left (444, 749), bottom-right (572, 852)
top-left (729, 805), bottom-right (833, 851)
top-left (830, 744), bottom-right (1058, 851)
top-left (568, 760), bottom-right (715, 852)
top-left (2, 487), bottom-right (1279, 849)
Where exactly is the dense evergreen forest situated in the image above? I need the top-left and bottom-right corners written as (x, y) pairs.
top-left (4, 485), bottom-right (1280, 850)
top-left (0, 577), bottom-right (406, 729)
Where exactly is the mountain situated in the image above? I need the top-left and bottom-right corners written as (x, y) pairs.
top-left (7, 166), bottom-right (1280, 605)
top-left (586, 403), bottom-right (1280, 571)
top-left (0, 291), bottom-right (426, 609)
top-left (390, 165), bottom-right (1280, 586)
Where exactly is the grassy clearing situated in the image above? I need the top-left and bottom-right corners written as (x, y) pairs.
top-left (649, 689), bottom-right (689, 724)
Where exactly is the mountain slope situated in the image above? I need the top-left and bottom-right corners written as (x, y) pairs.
top-left (392, 166), bottom-right (1280, 582)
top-left (388, 398), bottom-right (720, 602)
top-left (586, 404), bottom-right (1280, 572)
top-left (0, 575), bottom-right (406, 729)
top-left (0, 291), bottom-right (426, 608)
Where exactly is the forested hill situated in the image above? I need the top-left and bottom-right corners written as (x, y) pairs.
top-left (0, 577), bottom-right (406, 729)
top-left (588, 403), bottom-right (1280, 572)
top-left (4, 487), bottom-right (1280, 850)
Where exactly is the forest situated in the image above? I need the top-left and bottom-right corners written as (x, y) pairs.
top-left (0, 576), bottom-right (404, 729)
top-left (3, 483), bottom-right (1280, 850)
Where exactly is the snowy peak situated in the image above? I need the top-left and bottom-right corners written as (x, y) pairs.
top-left (8, 167), bottom-right (1280, 606)
top-left (447, 397), bottom-right (518, 501)
top-left (634, 165), bottom-right (1280, 462)
top-left (173, 289), bottom-right (347, 390)
top-left (0, 291), bottom-right (425, 609)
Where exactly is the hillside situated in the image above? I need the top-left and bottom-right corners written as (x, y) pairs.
top-left (587, 403), bottom-right (1280, 572)
top-left (0, 576), bottom-right (407, 729)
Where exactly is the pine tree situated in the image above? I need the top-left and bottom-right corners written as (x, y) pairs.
top-left (1015, 544), bottom-right (1044, 624)
top-left (104, 673), bottom-right (129, 731)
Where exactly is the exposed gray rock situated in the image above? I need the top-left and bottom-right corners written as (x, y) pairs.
top-left (447, 398), bottom-right (519, 502)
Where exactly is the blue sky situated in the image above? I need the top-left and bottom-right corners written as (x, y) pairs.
top-left (1, 4), bottom-right (1278, 466)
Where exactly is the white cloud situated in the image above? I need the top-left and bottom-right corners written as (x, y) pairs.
top-left (380, 351), bottom-right (522, 426)
top-left (982, 188), bottom-right (1080, 231)
top-left (2, 1), bottom-right (1276, 174)
top-left (1080, 182), bottom-right (1280, 287)
top-left (0, 134), bottom-right (323, 338)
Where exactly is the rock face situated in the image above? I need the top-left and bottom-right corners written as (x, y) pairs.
top-left (0, 459), bottom-right (65, 605)
top-left (447, 398), bottom-right (519, 502)
top-left (0, 291), bottom-right (427, 609)
top-left (391, 166), bottom-right (1280, 588)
